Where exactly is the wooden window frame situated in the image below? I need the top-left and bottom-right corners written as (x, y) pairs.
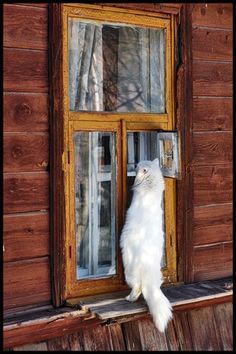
top-left (49, 3), bottom-right (193, 306)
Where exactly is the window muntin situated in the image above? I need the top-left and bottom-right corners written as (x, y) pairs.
top-left (63, 5), bottom-right (176, 299)
top-left (74, 132), bottom-right (117, 279)
top-left (69, 18), bottom-right (166, 113)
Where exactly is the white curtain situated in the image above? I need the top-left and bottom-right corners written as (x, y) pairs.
top-left (117, 27), bottom-right (165, 112)
top-left (69, 19), bottom-right (103, 111)
top-left (69, 20), bottom-right (165, 113)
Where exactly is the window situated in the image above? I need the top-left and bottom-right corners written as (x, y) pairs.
top-left (61, 4), bottom-right (177, 299)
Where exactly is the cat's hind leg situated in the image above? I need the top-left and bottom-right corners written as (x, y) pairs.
top-left (125, 284), bottom-right (142, 302)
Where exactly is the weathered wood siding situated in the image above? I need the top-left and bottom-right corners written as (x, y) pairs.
top-left (191, 3), bottom-right (233, 281)
top-left (3, 3), bottom-right (51, 311)
top-left (3, 3), bottom-right (233, 313)
top-left (5, 302), bottom-right (233, 351)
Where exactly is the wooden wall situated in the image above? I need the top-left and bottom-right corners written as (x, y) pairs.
top-left (5, 302), bottom-right (233, 351)
top-left (191, 3), bottom-right (233, 281)
top-left (3, 3), bottom-right (51, 312)
top-left (3, 3), bottom-right (232, 313)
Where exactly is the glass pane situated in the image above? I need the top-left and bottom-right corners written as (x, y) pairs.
top-left (127, 132), bottom-right (166, 267)
top-left (69, 18), bottom-right (166, 113)
top-left (74, 131), bottom-right (117, 279)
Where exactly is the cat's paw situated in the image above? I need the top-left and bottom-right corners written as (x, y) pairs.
top-left (125, 289), bottom-right (141, 302)
top-left (125, 294), bottom-right (137, 302)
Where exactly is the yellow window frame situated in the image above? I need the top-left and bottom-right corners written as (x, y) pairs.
top-left (62, 4), bottom-right (177, 299)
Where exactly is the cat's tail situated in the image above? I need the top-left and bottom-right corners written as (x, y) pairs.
top-left (142, 279), bottom-right (172, 332)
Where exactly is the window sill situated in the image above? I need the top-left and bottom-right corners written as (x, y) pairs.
top-left (3, 277), bottom-right (232, 349)
top-left (66, 277), bottom-right (233, 321)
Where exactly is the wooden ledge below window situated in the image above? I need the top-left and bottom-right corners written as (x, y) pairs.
top-left (3, 277), bottom-right (233, 349)
top-left (66, 277), bottom-right (233, 320)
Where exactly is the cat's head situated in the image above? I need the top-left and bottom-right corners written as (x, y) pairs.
top-left (132, 158), bottom-right (165, 192)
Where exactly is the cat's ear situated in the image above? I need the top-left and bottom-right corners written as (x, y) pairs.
top-left (152, 158), bottom-right (159, 165)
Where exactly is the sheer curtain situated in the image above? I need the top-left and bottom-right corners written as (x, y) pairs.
top-left (69, 20), bottom-right (165, 113)
top-left (69, 19), bottom-right (103, 111)
top-left (117, 27), bottom-right (165, 113)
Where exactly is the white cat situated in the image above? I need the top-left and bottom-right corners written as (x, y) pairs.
top-left (120, 158), bottom-right (172, 332)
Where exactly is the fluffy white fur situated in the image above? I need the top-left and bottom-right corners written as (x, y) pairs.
top-left (120, 158), bottom-right (172, 332)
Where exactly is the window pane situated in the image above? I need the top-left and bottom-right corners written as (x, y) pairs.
top-left (74, 132), bottom-right (117, 279)
top-left (127, 132), bottom-right (166, 267)
top-left (69, 18), bottom-right (166, 113)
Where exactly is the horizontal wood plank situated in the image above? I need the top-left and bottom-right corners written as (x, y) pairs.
top-left (193, 61), bottom-right (232, 97)
top-left (3, 212), bottom-right (49, 262)
top-left (192, 4), bottom-right (232, 29)
top-left (4, 48), bottom-right (48, 93)
top-left (193, 242), bottom-right (232, 281)
top-left (193, 165), bottom-right (232, 206)
top-left (4, 312), bottom-right (102, 350)
top-left (193, 204), bottom-right (232, 246)
top-left (3, 278), bottom-right (232, 350)
top-left (67, 278), bottom-right (232, 321)
top-left (4, 257), bottom-right (51, 310)
top-left (3, 5), bottom-right (48, 50)
top-left (4, 173), bottom-right (49, 213)
top-left (16, 3), bottom-right (48, 8)
top-left (192, 97), bottom-right (232, 131)
top-left (105, 3), bottom-right (182, 15)
top-left (4, 93), bottom-right (48, 132)
top-left (4, 134), bottom-right (49, 172)
top-left (192, 28), bottom-right (232, 62)
top-left (193, 132), bottom-right (232, 165)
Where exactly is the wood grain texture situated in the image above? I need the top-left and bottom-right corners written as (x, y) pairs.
top-left (82, 325), bottom-right (112, 351)
top-left (4, 93), bottom-right (48, 132)
top-left (4, 257), bottom-right (51, 310)
top-left (193, 132), bottom-right (232, 165)
top-left (193, 61), bottom-right (232, 97)
top-left (4, 134), bottom-right (49, 172)
top-left (193, 204), bottom-right (232, 246)
top-left (192, 28), bottom-right (232, 62)
top-left (4, 173), bottom-right (49, 213)
top-left (107, 323), bottom-right (126, 351)
top-left (213, 302), bottom-right (232, 350)
top-left (17, 3), bottom-right (48, 8)
top-left (3, 291), bottom-right (232, 350)
top-left (3, 212), bottom-right (49, 262)
top-left (193, 165), bottom-right (232, 206)
top-left (47, 334), bottom-right (84, 351)
top-left (3, 4), bottom-right (48, 50)
top-left (100, 3), bottom-right (182, 15)
top-left (4, 312), bottom-right (103, 350)
top-left (49, 3), bottom-right (66, 307)
top-left (187, 306), bottom-right (222, 350)
top-left (193, 242), bottom-right (232, 281)
top-left (122, 320), bottom-right (143, 351)
top-left (192, 97), bottom-right (232, 131)
top-left (138, 317), bottom-right (169, 350)
top-left (172, 312), bottom-right (193, 350)
top-left (4, 48), bottom-right (48, 93)
top-left (192, 3), bottom-right (233, 29)
top-left (13, 342), bottom-right (48, 351)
